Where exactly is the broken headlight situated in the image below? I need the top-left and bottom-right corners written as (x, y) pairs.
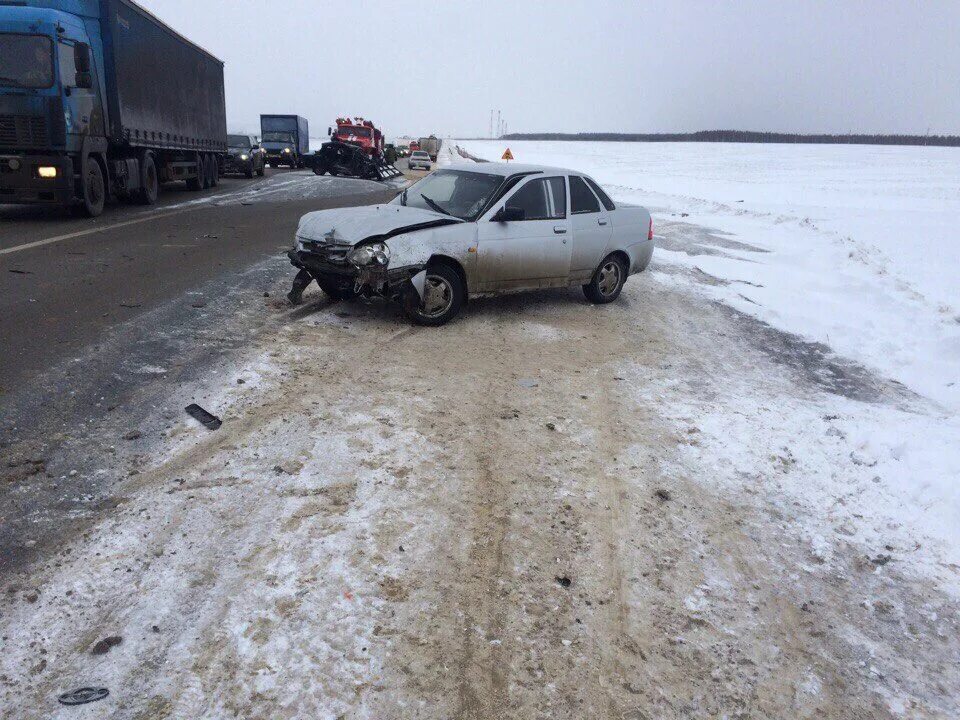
top-left (347, 242), bottom-right (390, 267)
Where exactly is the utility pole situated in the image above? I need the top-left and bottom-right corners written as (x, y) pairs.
top-left (490, 110), bottom-right (494, 140)
top-left (497, 110), bottom-right (501, 139)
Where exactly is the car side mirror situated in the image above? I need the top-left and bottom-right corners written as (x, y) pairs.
top-left (494, 206), bottom-right (525, 222)
top-left (75, 71), bottom-right (92, 89)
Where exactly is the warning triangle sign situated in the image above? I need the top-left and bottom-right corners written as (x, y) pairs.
top-left (501, 148), bottom-right (514, 161)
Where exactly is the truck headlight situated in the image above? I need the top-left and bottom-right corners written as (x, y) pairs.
top-left (37, 166), bottom-right (58, 179)
top-left (283, 148), bottom-right (292, 154)
top-left (347, 242), bottom-right (390, 267)
top-left (240, 154), bottom-right (249, 161)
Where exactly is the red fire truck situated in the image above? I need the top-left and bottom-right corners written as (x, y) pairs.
top-left (332, 117), bottom-right (385, 158)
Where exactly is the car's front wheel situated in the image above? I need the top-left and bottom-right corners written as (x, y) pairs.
top-left (404, 263), bottom-right (465, 326)
top-left (583, 254), bottom-right (627, 303)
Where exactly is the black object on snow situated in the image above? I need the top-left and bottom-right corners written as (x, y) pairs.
top-left (58, 687), bottom-right (110, 706)
top-left (185, 404), bottom-right (222, 430)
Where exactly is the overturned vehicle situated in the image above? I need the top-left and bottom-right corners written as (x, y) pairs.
top-left (287, 164), bottom-right (655, 326)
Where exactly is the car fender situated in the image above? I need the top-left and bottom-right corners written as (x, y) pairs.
top-left (386, 222), bottom-right (479, 282)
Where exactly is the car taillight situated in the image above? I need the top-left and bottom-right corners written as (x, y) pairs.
top-left (648, 217), bottom-right (654, 241)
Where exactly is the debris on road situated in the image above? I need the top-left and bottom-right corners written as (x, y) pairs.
top-left (8, 269), bottom-right (33, 275)
top-left (90, 635), bottom-right (123, 655)
top-left (556, 576), bottom-right (572, 588)
top-left (119, 303), bottom-right (142, 309)
top-left (58, 687), bottom-right (110, 706)
top-left (185, 404), bottom-right (222, 430)
top-left (191, 301), bottom-right (208, 309)
top-left (546, 422), bottom-right (557, 431)
top-left (655, 488), bottom-right (673, 502)
top-left (123, 430), bottom-right (142, 441)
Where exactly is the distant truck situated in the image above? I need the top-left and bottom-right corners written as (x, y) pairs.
top-left (418, 136), bottom-right (440, 161)
top-left (260, 115), bottom-right (309, 168)
top-left (0, 0), bottom-right (228, 217)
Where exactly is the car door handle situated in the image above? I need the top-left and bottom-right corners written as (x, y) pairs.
top-left (598, 218), bottom-right (608, 226)
top-left (554, 226), bottom-right (567, 234)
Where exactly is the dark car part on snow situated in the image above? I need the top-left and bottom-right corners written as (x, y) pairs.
top-left (185, 404), bottom-right (222, 430)
top-left (58, 687), bottom-right (110, 706)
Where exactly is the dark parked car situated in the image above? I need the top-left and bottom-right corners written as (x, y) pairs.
top-left (223, 135), bottom-right (266, 178)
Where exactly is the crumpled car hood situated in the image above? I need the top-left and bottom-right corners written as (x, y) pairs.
top-left (297, 204), bottom-right (462, 245)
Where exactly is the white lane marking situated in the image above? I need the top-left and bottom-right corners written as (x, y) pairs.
top-left (0, 205), bottom-right (209, 256)
top-left (0, 173), bottom-right (393, 257)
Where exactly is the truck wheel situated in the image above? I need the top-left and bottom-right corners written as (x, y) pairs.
top-left (187, 154), bottom-right (203, 191)
top-left (209, 155), bottom-right (220, 187)
top-left (138, 153), bottom-right (159, 205)
top-left (404, 263), bottom-right (465, 327)
top-left (200, 155), bottom-right (211, 189)
top-left (312, 165), bottom-right (326, 176)
top-left (81, 158), bottom-right (106, 218)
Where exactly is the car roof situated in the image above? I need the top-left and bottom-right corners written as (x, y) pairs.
top-left (444, 162), bottom-right (579, 177)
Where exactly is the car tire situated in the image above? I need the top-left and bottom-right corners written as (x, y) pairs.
top-left (404, 263), bottom-right (465, 327)
top-left (583, 254), bottom-right (627, 304)
top-left (244, 165), bottom-right (254, 179)
top-left (80, 157), bottom-right (105, 218)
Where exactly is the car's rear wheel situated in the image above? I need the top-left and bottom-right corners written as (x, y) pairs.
top-left (404, 263), bottom-right (465, 326)
top-left (583, 254), bottom-right (627, 304)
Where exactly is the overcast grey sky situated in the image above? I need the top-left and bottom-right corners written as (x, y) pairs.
top-left (142, 0), bottom-right (960, 138)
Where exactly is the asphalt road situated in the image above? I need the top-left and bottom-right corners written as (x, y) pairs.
top-left (0, 168), bottom-right (399, 393)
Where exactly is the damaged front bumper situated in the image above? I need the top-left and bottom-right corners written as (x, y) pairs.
top-left (287, 248), bottom-right (426, 305)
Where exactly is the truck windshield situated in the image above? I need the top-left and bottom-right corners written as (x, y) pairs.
top-left (396, 169), bottom-right (504, 221)
top-left (227, 135), bottom-right (251, 148)
top-left (0, 34), bottom-right (54, 89)
top-left (339, 126), bottom-right (371, 138)
top-left (262, 132), bottom-right (294, 143)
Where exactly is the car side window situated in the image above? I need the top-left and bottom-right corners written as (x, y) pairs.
top-left (584, 177), bottom-right (616, 211)
top-left (570, 176), bottom-right (601, 214)
top-left (505, 177), bottom-right (566, 221)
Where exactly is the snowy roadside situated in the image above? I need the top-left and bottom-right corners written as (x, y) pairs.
top-left (4, 274), bottom-right (957, 718)
top-left (459, 139), bottom-right (960, 576)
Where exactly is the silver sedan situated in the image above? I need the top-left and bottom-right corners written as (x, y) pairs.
top-left (287, 163), bottom-right (654, 325)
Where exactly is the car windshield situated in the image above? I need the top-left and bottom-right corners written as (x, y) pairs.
top-left (262, 132), bottom-right (294, 143)
top-left (0, 34), bottom-right (54, 89)
top-left (338, 126), bottom-right (371, 138)
top-left (396, 169), bottom-right (504, 221)
top-left (227, 135), bottom-right (251, 148)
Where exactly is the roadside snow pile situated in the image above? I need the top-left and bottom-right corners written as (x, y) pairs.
top-left (457, 140), bottom-right (960, 413)
top-left (436, 139), bottom-right (475, 167)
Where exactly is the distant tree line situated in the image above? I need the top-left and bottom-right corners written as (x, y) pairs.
top-left (498, 131), bottom-right (960, 147)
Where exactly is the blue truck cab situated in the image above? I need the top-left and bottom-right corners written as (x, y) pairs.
top-left (0, 1), bottom-right (104, 207)
top-left (0, 0), bottom-right (227, 217)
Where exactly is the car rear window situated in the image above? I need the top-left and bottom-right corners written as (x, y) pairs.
top-left (584, 177), bottom-right (616, 211)
top-left (570, 176), bottom-right (601, 214)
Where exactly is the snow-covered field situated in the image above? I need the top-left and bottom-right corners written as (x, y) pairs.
top-left (457, 139), bottom-right (960, 566)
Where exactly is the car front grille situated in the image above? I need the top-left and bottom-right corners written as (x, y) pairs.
top-left (0, 115), bottom-right (47, 148)
top-left (300, 239), bottom-right (352, 265)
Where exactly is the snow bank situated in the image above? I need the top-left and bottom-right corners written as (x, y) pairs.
top-left (436, 139), bottom-right (475, 168)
